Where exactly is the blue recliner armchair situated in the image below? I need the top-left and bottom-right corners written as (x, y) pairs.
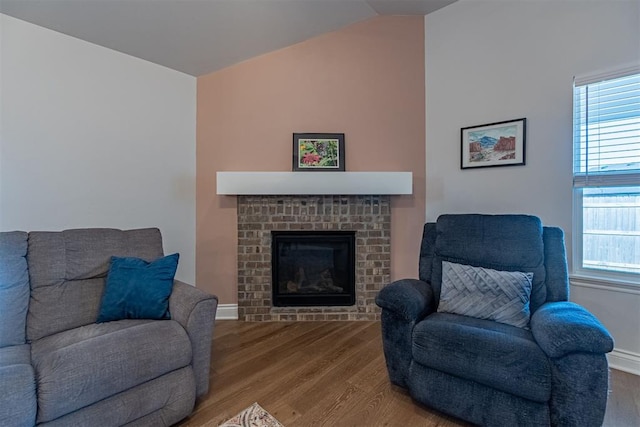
top-left (376, 214), bottom-right (614, 427)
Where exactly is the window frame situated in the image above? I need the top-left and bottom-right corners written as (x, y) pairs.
top-left (571, 65), bottom-right (640, 286)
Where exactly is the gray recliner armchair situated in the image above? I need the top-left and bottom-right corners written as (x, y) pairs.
top-left (376, 214), bottom-right (614, 426)
top-left (0, 228), bottom-right (218, 426)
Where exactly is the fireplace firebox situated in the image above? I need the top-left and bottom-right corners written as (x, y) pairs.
top-left (271, 231), bottom-right (356, 307)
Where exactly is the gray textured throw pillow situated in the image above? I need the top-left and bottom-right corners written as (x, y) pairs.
top-left (438, 261), bottom-right (534, 328)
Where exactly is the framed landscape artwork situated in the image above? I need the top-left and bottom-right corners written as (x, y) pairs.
top-left (293, 133), bottom-right (345, 171)
top-left (461, 118), bottom-right (526, 169)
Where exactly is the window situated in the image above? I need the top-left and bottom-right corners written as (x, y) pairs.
top-left (573, 66), bottom-right (640, 280)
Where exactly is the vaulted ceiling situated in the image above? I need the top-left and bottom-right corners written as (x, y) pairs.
top-left (0, 0), bottom-right (457, 76)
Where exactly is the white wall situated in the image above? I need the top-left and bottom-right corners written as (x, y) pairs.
top-left (425, 0), bottom-right (640, 373)
top-left (0, 15), bottom-right (197, 284)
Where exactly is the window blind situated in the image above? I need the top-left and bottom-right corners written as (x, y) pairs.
top-left (573, 65), bottom-right (640, 188)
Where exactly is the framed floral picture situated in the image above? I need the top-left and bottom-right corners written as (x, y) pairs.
top-left (293, 133), bottom-right (345, 171)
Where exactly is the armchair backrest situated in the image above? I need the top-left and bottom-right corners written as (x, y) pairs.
top-left (418, 214), bottom-right (569, 313)
top-left (26, 228), bottom-right (164, 341)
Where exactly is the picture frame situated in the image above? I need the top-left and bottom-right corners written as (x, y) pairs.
top-left (461, 118), bottom-right (526, 169)
top-left (293, 133), bottom-right (345, 172)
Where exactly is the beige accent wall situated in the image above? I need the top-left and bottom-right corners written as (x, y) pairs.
top-left (197, 16), bottom-right (425, 303)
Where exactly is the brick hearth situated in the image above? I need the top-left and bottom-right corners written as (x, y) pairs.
top-left (237, 195), bottom-right (391, 321)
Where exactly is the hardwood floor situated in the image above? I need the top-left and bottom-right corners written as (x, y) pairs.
top-left (177, 321), bottom-right (640, 427)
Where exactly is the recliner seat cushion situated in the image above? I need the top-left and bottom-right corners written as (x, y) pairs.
top-left (412, 313), bottom-right (551, 402)
top-left (31, 319), bottom-right (192, 423)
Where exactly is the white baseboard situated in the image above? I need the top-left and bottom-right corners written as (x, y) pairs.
top-left (216, 303), bottom-right (239, 320)
top-left (608, 349), bottom-right (640, 376)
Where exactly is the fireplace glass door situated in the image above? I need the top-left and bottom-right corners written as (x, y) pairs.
top-left (271, 231), bottom-right (356, 307)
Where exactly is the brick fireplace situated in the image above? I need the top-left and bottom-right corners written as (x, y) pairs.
top-left (237, 195), bottom-right (391, 321)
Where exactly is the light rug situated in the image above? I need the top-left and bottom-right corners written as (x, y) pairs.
top-left (217, 402), bottom-right (284, 427)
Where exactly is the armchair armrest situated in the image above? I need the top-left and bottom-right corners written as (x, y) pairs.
top-left (375, 279), bottom-right (435, 388)
top-left (169, 280), bottom-right (218, 397)
top-left (530, 301), bottom-right (614, 358)
top-left (0, 345), bottom-right (36, 426)
top-left (375, 279), bottom-right (435, 322)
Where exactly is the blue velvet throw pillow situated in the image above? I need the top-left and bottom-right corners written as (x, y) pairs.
top-left (97, 253), bottom-right (179, 323)
top-left (438, 261), bottom-right (533, 328)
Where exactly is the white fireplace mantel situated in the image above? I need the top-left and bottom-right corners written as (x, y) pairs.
top-left (216, 171), bottom-right (412, 195)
